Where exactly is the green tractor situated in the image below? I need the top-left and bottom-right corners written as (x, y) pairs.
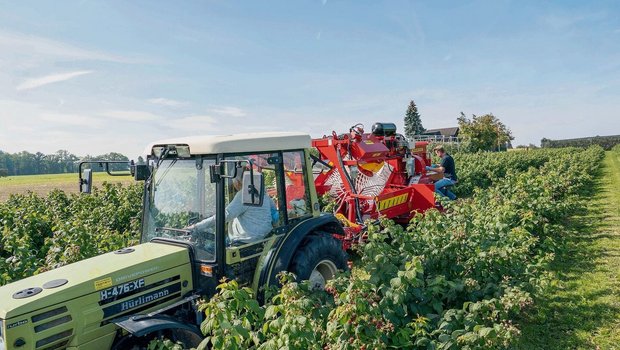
top-left (0, 132), bottom-right (348, 349)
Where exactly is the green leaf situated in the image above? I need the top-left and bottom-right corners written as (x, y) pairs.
top-left (432, 300), bottom-right (443, 313)
top-left (414, 337), bottom-right (430, 346)
top-left (438, 334), bottom-right (451, 343)
top-left (264, 305), bottom-right (277, 319)
top-left (478, 327), bottom-right (494, 338)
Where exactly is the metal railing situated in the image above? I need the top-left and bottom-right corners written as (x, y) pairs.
top-left (412, 135), bottom-right (462, 143)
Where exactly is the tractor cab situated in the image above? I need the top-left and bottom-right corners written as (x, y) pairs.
top-left (137, 133), bottom-right (326, 294)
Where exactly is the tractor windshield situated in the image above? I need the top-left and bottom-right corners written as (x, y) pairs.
top-left (142, 157), bottom-right (216, 261)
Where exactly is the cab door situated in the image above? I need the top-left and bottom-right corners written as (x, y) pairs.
top-left (220, 152), bottom-right (285, 285)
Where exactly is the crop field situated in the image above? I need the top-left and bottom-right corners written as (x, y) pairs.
top-left (0, 172), bottom-right (134, 202)
top-left (0, 146), bottom-right (619, 349)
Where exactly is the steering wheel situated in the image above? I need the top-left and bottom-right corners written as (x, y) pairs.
top-left (190, 226), bottom-right (215, 244)
top-left (156, 226), bottom-right (192, 239)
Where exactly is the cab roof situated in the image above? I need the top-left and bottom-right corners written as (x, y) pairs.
top-left (145, 132), bottom-right (311, 156)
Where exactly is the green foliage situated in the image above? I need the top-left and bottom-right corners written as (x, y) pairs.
top-left (147, 338), bottom-right (185, 350)
top-left (457, 113), bottom-right (514, 152)
top-left (452, 148), bottom-right (554, 197)
top-left (0, 183), bottom-right (142, 285)
top-left (515, 149), bottom-right (620, 349)
top-left (542, 134), bottom-right (620, 150)
top-left (404, 100), bottom-right (425, 139)
top-left (196, 146), bottom-right (604, 349)
top-left (0, 145), bottom-right (605, 348)
top-left (0, 149), bottom-right (130, 176)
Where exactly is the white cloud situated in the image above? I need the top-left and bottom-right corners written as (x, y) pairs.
top-left (148, 98), bottom-right (187, 107)
top-left (39, 112), bottom-right (103, 127)
top-left (16, 70), bottom-right (93, 91)
top-left (168, 115), bottom-right (218, 131)
top-left (0, 30), bottom-right (132, 63)
top-left (208, 106), bottom-right (247, 118)
top-left (98, 110), bottom-right (162, 122)
top-left (0, 30), bottom-right (152, 63)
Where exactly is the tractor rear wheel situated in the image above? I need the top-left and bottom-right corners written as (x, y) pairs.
top-left (289, 232), bottom-right (348, 290)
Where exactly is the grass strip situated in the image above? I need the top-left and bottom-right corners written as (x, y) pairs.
top-left (514, 151), bottom-right (620, 349)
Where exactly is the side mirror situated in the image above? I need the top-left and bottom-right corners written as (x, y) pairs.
top-left (241, 171), bottom-right (264, 206)
top-left (132, 164), bottom-right (150, 181)
top-left (80, 169), bottom-right (92, 193)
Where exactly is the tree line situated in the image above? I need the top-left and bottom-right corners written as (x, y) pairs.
top-left (541, 135), bottom-right (620, 150)
top-left (0, 150), bottom-right (130, 177)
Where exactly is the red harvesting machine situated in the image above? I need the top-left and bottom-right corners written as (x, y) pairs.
top-left (311, 122), bottom-right (437, 249)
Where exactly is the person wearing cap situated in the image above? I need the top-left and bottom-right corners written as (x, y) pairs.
top-left (187, 168), bottom-right (277, 243)
top-left (426, 145), bottom-right (458, 200)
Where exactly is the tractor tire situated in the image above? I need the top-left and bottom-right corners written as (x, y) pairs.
top-left (289, 232), bottom-right (348, 290)
top-left (112, 328), bottom-right (202, 350)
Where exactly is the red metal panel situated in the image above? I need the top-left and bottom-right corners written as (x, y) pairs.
top-left (350, 139), bottom-right (389, 161)
top-left (409, 184), bottom-right (436, 212)
top-left (375, 187), bottom-right (413, 218)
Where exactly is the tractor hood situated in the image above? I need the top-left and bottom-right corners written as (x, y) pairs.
top-left (0, 242), bottom-right (191, 320)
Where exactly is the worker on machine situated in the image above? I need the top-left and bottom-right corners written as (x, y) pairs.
top-left (427, 145), bottom-right (458, 200)
top-left (187, 167), bottom-right (277, 244)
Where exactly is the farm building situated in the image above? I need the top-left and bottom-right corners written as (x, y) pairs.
top-left (416, 127), bottom-right (460, 142)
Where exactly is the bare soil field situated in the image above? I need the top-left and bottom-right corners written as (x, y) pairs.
top-left (0, 173), bottom-right (134, 201)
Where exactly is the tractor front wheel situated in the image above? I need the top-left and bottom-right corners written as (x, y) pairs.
top-left (289, 232), bottom-right (348, 290)
top-left (112, 328), bottom-right (202, 350)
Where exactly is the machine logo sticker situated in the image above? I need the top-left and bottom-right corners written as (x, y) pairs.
top-left (115, 266), bottom-right (160, 283)
top-left (94, 277), bottom-right (113, 291)
top-left (7, 319), bottom-right (28, 329)
top-left (102, 283), bottom-right (181, 318)
top-left (99, 278), bottom-right (145, 301)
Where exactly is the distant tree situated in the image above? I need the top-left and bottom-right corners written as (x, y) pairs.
top-left (0, 168), bottom-right (8, 177)
top-left (97, 152), bottom-right (129, 161)
top-left (515, 144), bottom-right (539, 149)
top-left (34, 152), bottom-right (46, 174)
top-left (404, 100), bottom-right (425, 140)
top-left (457, 112), bottom-right (514, 152)
top-left (95, 152), bottom-right (130, 172)
top-left (15, 151), bottom-right (36, 175)
top-left (51, 150), bottom-right (78, 173)
top-left (0, 149), bottom-right (98, 175)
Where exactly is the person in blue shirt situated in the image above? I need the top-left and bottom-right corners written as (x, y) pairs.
top-left (426, 145), bottom-right (458, 200)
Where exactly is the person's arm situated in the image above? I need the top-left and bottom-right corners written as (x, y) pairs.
top-left (426, 164), bottom-right (445, 172)
top-left (435, 156), bottom-right (449, 173)
top-left (192, 215), bottom-right (215, 232)
top-left (224, 191), bottom-right (246, 220)
top-left (189, 192), bottom-right (247, 232)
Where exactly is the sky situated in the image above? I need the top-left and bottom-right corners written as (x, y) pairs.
top-left (1, 0), bottom-right (619, 158)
